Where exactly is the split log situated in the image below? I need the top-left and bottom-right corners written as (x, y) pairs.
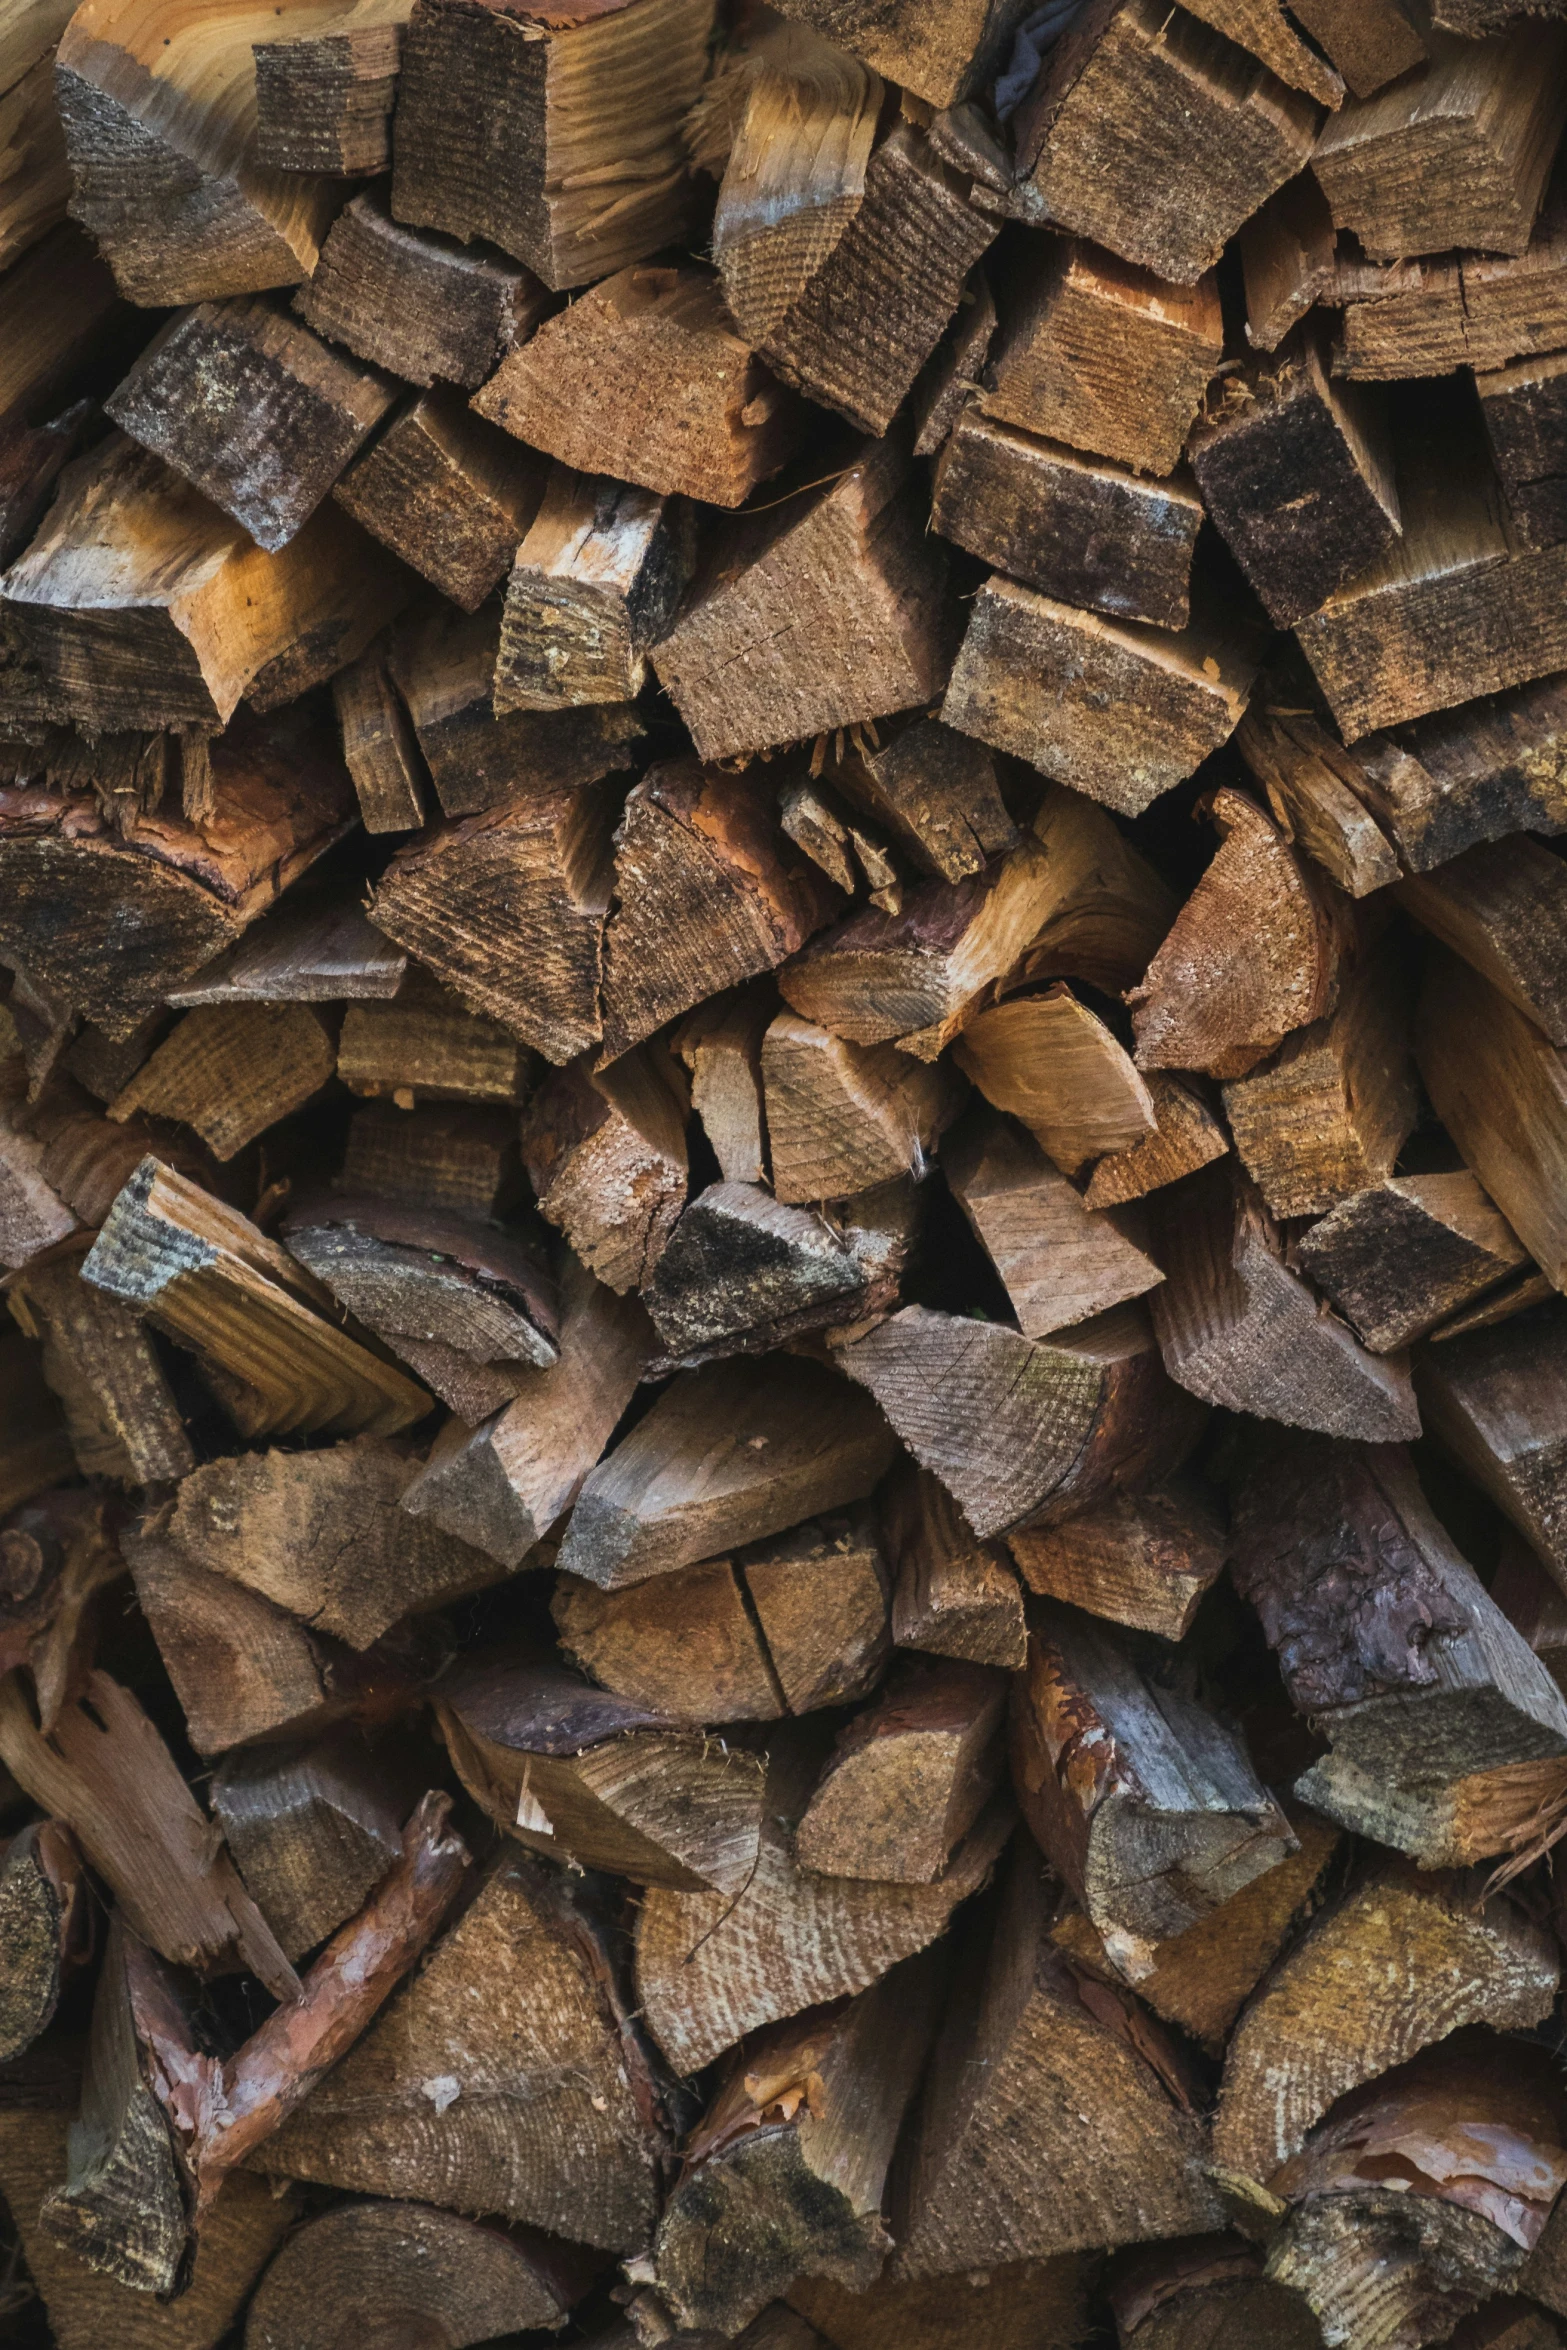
top-left (1414, 1307), bottom-right (1567, 1587)
top-left (368, 783), bottom-right (617, 1063)
top-left (391, 0), bottom-right (712, 289)
top-left (106, 298), bottom-right (398, 553)
top-left (0, 1669), bottom-right (297, 1995)
top-left (340, 1099), bottom-right (518, 1219)
top-left (644, 1182), bottom-right (876, 1365)
top-left (911, 263), bottom-right (998, 459)
top-left (635, 1724), bottom-right (1010, 2072)
top-left (1007, 1478), bottom-right (1227, 1642)
top-left (795, 1657), bottom-right (1007, 1883)
top-left (335, 389), bottom-right (548, 613)
top-left (1128, 789), bottom-right (1347, 1082)
top-left (829, 717), bottom-right (1017, 884)
top-left (555, 1554), bottom-right (783, 1722)
top-left (337, 968), bottom-right (532, 1107)
top-left (497, 468), bottom-right (691, 710)
top-left (0, 1488), bottom-right (122, 1734)
top-left (1177, 0), bottom-right (1344, 101)
top-left (953, 991), bottom-right (1156, 1178)
top-left (892, 1848), bottom-right (1221, 2276)
top-left (837, 1301), bottom-right (1206, 1540)
top-left (1296, 1173), bottom-right (1530, 1353)
top-left (0, 1093), bottom-right (79, 1268)
top-left (744, 1511), bottom-right (892, 1714)
top-left (981, 239), bottom-right (1224, 478)
top-left (787, 2256), bottom-right (1090, 2350)
top-left (600, 761), bottom-right (842, 1060)
top-left (767, 0), bottom-right (1033, 108)
top-left (147, 1438), bottom-right (501, 1653)
top-left (1231, 1433), bottom-right (1567, 1863)
top-left (55, 0), bottom-right (338, 303)
top-left (0, 1818), bottom-right (86, 2060)
top-left (945, 1113), bottom-right (1163, 1337)
top-left (651, 1955), bottom-right (946, 2336)
top-left (0, 50), bottom-right (70, 273)
top-left (1083, 1075), bottom-right (1230, 1211)
top-left (557, 1354), bottom-right (896, 1588)
top-left (758, 1014), bottom-right (957, 1203)
top-left (210, 1729), bottom-right (407, 1963)
top-left (333, 641), bottom-right (426, 835)
top-left (1215, 1857), bottom-right (1560, 2183)
top-left (1234, 701), bottom-right (1403, 899)
top-left (474, 261), bottom-right (802, 507)
top-left (7, 1239), bottom-right (194, 1484)
top-left (256, 1847), bottom-right (674, 2250)
top-left (104, 1002), bottom-right (334, 1161)
top-left (653, 436), bottom-right (954, 763)
top-left (880, 1460), bottom-right (1027, 1671)
top-left (1238, 172), bottom-right (1339, 354)
top-left (675, 987), bottom-right (771, 1185)
top-left (1010, 0), bottom-right (1319, 285)
top-left (166, 888), bottom-right (406, 1010)
top-left (82, 1158), bottom-right (431, 1440)
top-left (1401, 835), bottom-right (1567, 1047)
top-left (1288, 0), bottom-right (1426, 97)
top-left (1334, 191), bottom-right (1567, 380)
top-left (519, 1049), bottom-right (687, 1295)
top-left (252, 3), bottom-right (410, 175)
top-left (1012, 1605), bottom-right (1295, 1961)
top-left (245, 2199), bottom-right (584, 2350)
top-left (1479, 348), bottom-right (1567, 552)
top-left (401, 1252), bottom-right (653, 1569)
top-left (296, 190), bottom-right (549, 389)
top-left (1149, 1162), bottom-right (1421, 1440)
top-left (1109, 2236), bottom-right (1321, 2350)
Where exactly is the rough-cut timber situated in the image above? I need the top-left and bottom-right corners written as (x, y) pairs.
top-left (1299, 1171), bottom-right (1529, 1352)
top-left (295, 191), bottom-right (550, 387)
top-left (335, 388), bottom-right (548, 612)
top-left (497, 467), bottom-right (690, 709)
top-left (1007, 1478), bottom-right (1227, 1641)
top-left (252, 5), bottom-right (411, 176)
top-left (1414, 1307), bottom-right (1567, 1589)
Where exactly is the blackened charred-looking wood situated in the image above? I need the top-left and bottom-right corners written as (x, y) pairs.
top-left (643, 1182), bottom-right (871, 1366)
top-left (1414, 1305), bottom-right (1567, 1588)
top-left (1231, 1432), bottom-right (1567, 1863)
top-left (296, 191), bottom-right (550, 389)
top-left (880, 1460), bottom-right (1028, 1671)
top-left (1007, 1479), bottom-right (1228, 1643)
top-left (1012, 1605), bottom-right (1296, 1960)
top-left (209, 1728), bottom-right (409, 1961)
top-left (0, 1818), bottom-right (87, 2060)
top-left (519, 1049), bottom-right (688, 1297)
top-left (1297, 1172), bottom-right (1530, 1353)
top-left (795, 1656), bottom-right (1008, 1883)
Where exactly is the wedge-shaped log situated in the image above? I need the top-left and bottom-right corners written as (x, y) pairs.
top-left (1008, 1479), bottom-right (1227, 1642)
top-left (167, 888), bottom-right (407, 1008)
top-left (210, 1728), bottom-right (407, 1963)
top-left (946, 1112), bottom-right (1163, 1337)
top-left (296, 190), bottom-right (549, 388)
top-left (675, 986), bottom-right (770, 1183)
top-left (838, 1302), bottom-right (1205, 1541)
top-left (474, 260), bottom-right (802, 506)
top-left (1289, 0), bottom-right (1425, 97)
top-left (0, 1819), bottom-right (86, 2062)
top-left (555, 1554), bottom-right (783, 1723)
top-left (1216, 1857), bottom-right (1560, 2184)
top-left (1401, 833), bottom-right (1567, 1047)
top-left (742, 1511), bottom-right (892, 1714)
top-left (333, 639), bottom-right (426, 834)
top-left (881, 1460), bottom-right (1027, 1670)
top-left (82, 1159), bottom-right (430, 1440)
top-left (520, 1050), bottom-right (687, 1296)
top-left (652, 1956), bottom-right (945, 2336)
top-left (1083, 1074), bottom-right (1229, 1211)
top-left (767, 0), bottom-right (1034, 108)
top-left (645, 1182), bottom-right (872, 1366)
top-left (335, 388), bottom-right (547, 612)
top-left (1298, 1172), bottom-right (1529, 1353)
top-left (497, 467), bottom-right (690, 710)
top-left (1334, 191), bottom-right (1567, 382)
top-left (106, 1002), bottom-right (334, 1161)
top-left (954, 991), bottom-right (1157, 1178)
top-left (252, 2), bottom-right (410, 175)
top-left (1415, 1308), bottom-right (1567, 1588)
top-left (1232, 1433), bottom-right (1567, 1863)
top-left (337, 966), bottom-right (531, 1105)
top-left (1149, 1162), bottom-right (1419, 1440)
top-left (795, 1657), bottom-right (1007, 1884)
top-left (1012, 1607), bottom-right (1296, 1963)
top-left (558, 1354), bottom-right (897, 1589)
top-left (830, 716), bottom-right (1017, 884)
top-left (892, 1849), bottom-right (1222, 2275)
top-left (1234, 701), bottom-right (1403, 897)
top-left (762, 1015), bottom-right (965, 1203)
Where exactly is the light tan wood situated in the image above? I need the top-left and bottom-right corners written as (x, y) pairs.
top-left (954, 987), bottom-right (1156, 1177)
top-left (945, 1111), bottom-right (1163, 1336)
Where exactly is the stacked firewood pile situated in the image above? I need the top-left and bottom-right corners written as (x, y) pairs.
top-left (8, 0), bottom-right (1567, 2346)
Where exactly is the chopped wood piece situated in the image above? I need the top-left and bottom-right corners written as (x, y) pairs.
top-left (1011, 1), bottom-right (1320, 286)
top-left (388, 600), bottom-right (640, 823)
top-left (781, 778), bottom-right (859, 896)
top-left (935, 409), bottom-right (1202, 631)
top-left (0, 52), bottom-right (70, 272)
top-left (1216, 1857), bottom-right (1559, 2184)
top-left (1479, 348), bottom-right (1567, 553)
top-left (740, 1510), bottom-right (892, 1714)
top-left (768, 0), bottom-right (1034, 108)
top-left (637, 1725), bottom-right (1008, 2072)
top-left (497, 468), bottom-right (690, 711)
top-left (1414, 1306), bottom-right (1567, 1586)
top-left (0, 1093), bottom-right (78, 1267)
top-left (1401, 834), bottom-right (1567, 1046)
top-left (439, 1651), bottom-right (765, 1892)
top-left (839, 1301), bottom-right (1205, 1541)
top-left (0, 1669), bottom-right (296, 1995)
top-left (83, 1158), bottom-right (431, 1440)
top-left (911, 262), bottom-right (998, 459)
top-left (655, 437), bottom-right (954, 762)
top-left (519, 1049), bottom-right (687, 1296)
top-left (558, 1355), bottom-right (896, 1590)
top-left (0, 434), bottom-right (404, 737)
top-left (1108, 2237), bottom-right (1321, 2350)
top-left (333, 641), bottom-right (427, 835)
top-left (296, 191), bottom-right (549, 389)
top-left (1240, 172), bottom-right (1339, 354)
top-left (210, 1728), bottom-right (406, 1962)
top-left (335, 389), bottom-right (548, 613)
top-left (946, 1112), bottom-right (1164, 1335)
top-left (368, 783), bottom-right (616, 1063)
top-left (392, 0), bottom-right (711, 290)
top-left (0, 1489), bottom-right (122, 1735)
top-left (1296, 1172), bottom-right (1530, 1352)
top-left (475, 260), bottom-right (801, 507)
top-left (762, 1013), bottom-right (964, 1203)
top-left (1083, 1074), bottom-right (1230, 1211)
top-left (252, 5), bottom-right (410, 175)
top-left (982, 239), bottom-right (1224, 477)
top-left (257, 1847), bottom-right (668, 2249)
top-left (880, 1460), bottom-right (1028, 1670)
top-left (796, 1657), bottom-right (1006, 1883)
top-left (944, 578), bottom-right (1259, 817)
top-left (1232, 1433), bottom-right (1567, 1862)
top-left (151, 1438), bottom-right (501, 1653)
top-left (401, 1252), bottom-right (652, 1568)
top-left (652, 1956), bottom-right (945, 2335)
top-left (1328, 676), bottom-right (1567, 874)
top-left (338, 968), bottom-right (532, 1107)
top-left (955, 988), bottom-right (1157, 1178)
top-left (107, 298), bottom-right (398, 554)
top-left (555, 1555), bottom-right (782, 1722)
top-left (893, 1848), bottom-right (1220, 2276)
top-left (831, 716), bottom-right (1017, 884)
top-left (1417, 947), bottom-right (1567, 1288)
top-left (1129, 789), bottom-right (1346, 1081)
top-left (1150, 1162), bottom-right (1419, 1439)
top-left (1008, 1478), bottom-right (1227, 1641)
top-left (0, 1818), bottom-right (85, 2060)
top-left (1313, 27), bottom-right (1567, 264)
top-left (246, 2198), bottom-right (581, 2350)
top-left (1179, 0), bottom-right (1344, 101)
top-left (644, 1181), bottom-right (872, 1365)
top-left (8, 1239), bottom-right (196, 1485)
top-left (1334, 192), bottom-right (1567, 379)
top-left (1289, 0), bottom-right (1426, 98)
top-left (105, 1002), bottom-right (333, 1161)
top-left (55, 0), bottom-right (337, 304)
top-left (673, 987), bottom-right (771, 1185)
top-left (601, 761), bottom-right (841, 1060)
top-left (1013, 1606), bottom-right (1296, 1960)
top-left (167, 890), bottom-right (408, 1009)
top-left (1189, 338), bottom-right (1399, 630)
top-left (788, 2256), bottom-right (1090, 2350)
top-left (340, 1099), bottom-right (517, 1219)
top-left (1234, 702), bottom-right (1402, 898)
top-left (1220, 936), bottom-right (1417, 1218)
